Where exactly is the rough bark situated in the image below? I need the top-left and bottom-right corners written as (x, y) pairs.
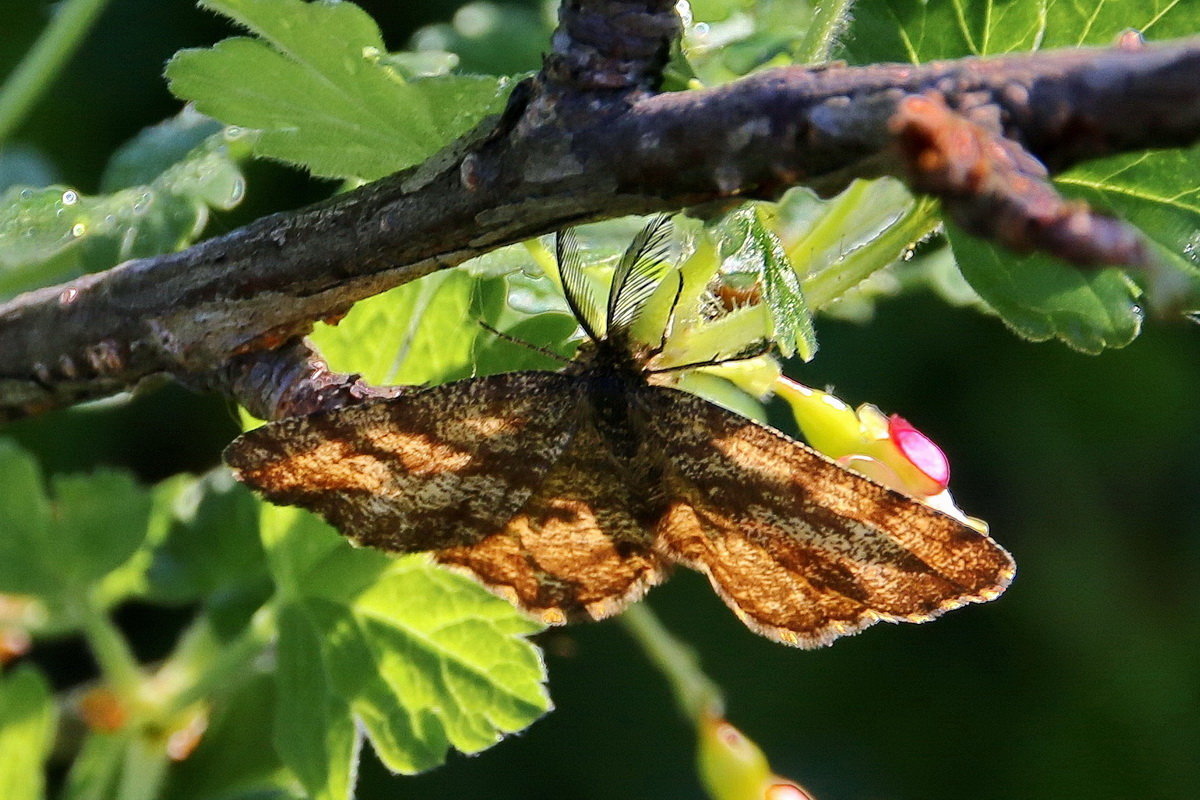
top-left (1, 23), bottom-right (1199, 422)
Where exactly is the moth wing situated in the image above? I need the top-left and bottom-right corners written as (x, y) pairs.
top-left (224, 371), bottom-right (581, 552)
top-left (436, 418), bottom-right (667, 626)
top-left (638, 386), bottom-right (1015, 648)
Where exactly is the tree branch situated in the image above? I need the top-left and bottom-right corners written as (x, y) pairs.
top-left (2, 36), bottom-right (1199, 422)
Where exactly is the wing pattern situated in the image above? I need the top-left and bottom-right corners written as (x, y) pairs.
top-left (225, 372), bottom-right (581, 552)
top-left (436, 417), bottom-right (667, 625)
top-left (637, 386), bottom-right (1015, 647)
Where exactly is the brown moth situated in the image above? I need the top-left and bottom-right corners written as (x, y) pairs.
top-left (225, 217), bottom-right (1014, 647)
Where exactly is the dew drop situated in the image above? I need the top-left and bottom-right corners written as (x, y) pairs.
top-left (18, 188), bottom-right (33, 200)
top-left (227, 177), bottom-right (246, 204)
top-left (61, 189), bottom-right (79, 206)
top-left (71, 222), bottom-right (87, 237)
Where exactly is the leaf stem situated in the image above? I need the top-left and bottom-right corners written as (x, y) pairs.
top-left (114, 734), bottom-right (168, 800)
top-left (78, 592), bottom-right (142, 704)
top-left (620, 603), bottom-right (724, 722)
top-left (165, 603), bottom-right (277, 715)
top-left (0, 0), bottom-right (116, 147)
top-left (802, 197), bottom-right (941, 310)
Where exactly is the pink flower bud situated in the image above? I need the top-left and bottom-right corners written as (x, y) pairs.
top-left (887, 414), bottom-right (950, 489)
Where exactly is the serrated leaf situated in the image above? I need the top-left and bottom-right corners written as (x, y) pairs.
top-left (843, 0), bottom-right (1198, 64)
top-left (1056, 144), bottom-right (1200, 309)
top-left (0, 111), bottom-right (251, 300)
top-left (755, 216), bottom-right (816, 361)
top-left (167, 0), bottom-right (513, 181)
top-left (843, 0), bottom-right (1200, 340)
top-left (0, 439), bottom-right (151, 604)
top-left (262, 506), bottom-right (549, 784)
top-left (0, 665), bottom-right (56, 800)
top-left (947, 225), bottom-right (1142, 353)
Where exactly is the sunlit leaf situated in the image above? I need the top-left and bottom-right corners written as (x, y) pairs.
top-left (168, 0), bottom-right (513, 180)
top-left (310, 255), bottom-right (573, 387)
top-left (842, 0), bottom-right (1197, 63)
top-left (718, 206), bottom-right (816, 360)
top-left (842, 0), bottom-right (1200, 347)
top-left (262, 507), bottom-right (549, 788)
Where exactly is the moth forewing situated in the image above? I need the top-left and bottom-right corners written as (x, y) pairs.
top-left (224, 372), bottom-right (583, 552)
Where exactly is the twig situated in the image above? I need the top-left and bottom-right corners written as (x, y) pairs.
top-left (1, 37), bottom-right (1199, 422)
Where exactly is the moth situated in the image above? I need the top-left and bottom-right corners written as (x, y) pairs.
top-left (225, 217), bottom-right (1014, 647)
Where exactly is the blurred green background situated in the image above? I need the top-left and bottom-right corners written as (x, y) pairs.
top-left (3, 1), bottom-right (1199, 798)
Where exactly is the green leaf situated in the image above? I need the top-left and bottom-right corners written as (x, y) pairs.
top-left (1056, 144), bottom-right (1200, 309)
top-left (843, 0), bottom-right (1200, 343)
top-left (167, 0), bottom-right (513, 181)
top-left (100, 107), bottom-right (227, 191)
top-left (0, 144), bottom-right (56, 192)
top-left (263, 506), bottom-right (549, 785)
top-left (755, 214), bottom-right (816, 361)
top-left (0, 110), bottom-right (251, 300)
top-left (0, 440), bottom-right (53, 596)
top-left (946, 225), bottom-right (1141, 353)
top-left (0, 666), bottom-right (55, 800)
top-left (54, 472), bottom-right (153, 590)
top-left (275, 604), bottom-right (358, 800)
top-left (843, 0), bottom-right (1199, 64)
top-left (679, 0), bottom-right (817, 85)
top-left (0, 439), bottom-right (151, 604)
top-left (784, 179), bottom-right (940, 311)
top-left (410, 4), bottom-right (551, 76)
top-left (59, 732), bottom-right (127, 800)
top-left (310, 253), bottom-right (573, 387)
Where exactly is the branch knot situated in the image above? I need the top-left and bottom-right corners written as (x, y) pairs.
top-left (545, 0), bottom-right (681, 91)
